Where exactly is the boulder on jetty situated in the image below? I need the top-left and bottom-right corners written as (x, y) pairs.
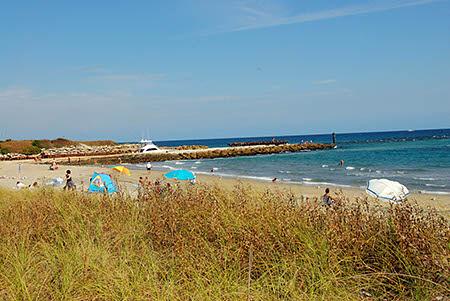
top-left (0, 144), bottom-right (140, 161)
top-left (228, 139), bottom-right (287, 147)
top-left (175, 145), bottom-right (208, 150)
top-left (0, 152), bottom-right (33, 161)
top-left (41, 144), bottom-right (139, 158)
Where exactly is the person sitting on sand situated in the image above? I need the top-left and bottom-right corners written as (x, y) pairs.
top-left (16, 181), bottom-right (26, 189)
top-left (28, 182), bottom-right (38, 189)
top-left (63, 170), bottom-right (76, 191)
top-left (322, 188), bottom-right (334, 206)
top-left (49, 160), bottom-right (58, 171)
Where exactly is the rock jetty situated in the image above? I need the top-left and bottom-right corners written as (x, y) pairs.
top-left (228, 139), bottom-right (288, 147)
top-left (1, 142), bottom-right (335, 164)
top-left (40, 144), bottom-right (139, 158)
top-left (67, 142), bottom-right (335, 166)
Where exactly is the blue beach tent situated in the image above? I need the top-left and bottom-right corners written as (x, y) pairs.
top-left (164, 169), bottom-right (196, 181)
top-left (88, 172), bottom-right (118, 193)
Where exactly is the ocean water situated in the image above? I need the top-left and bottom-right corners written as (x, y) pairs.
top-left (133, 129), bottom-right (450, 194)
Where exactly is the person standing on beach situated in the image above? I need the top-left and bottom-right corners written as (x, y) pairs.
top-left (63, 170), bottom-right (76, 190)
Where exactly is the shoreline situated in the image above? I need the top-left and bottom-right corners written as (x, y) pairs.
top-left (1, 161), bottom-right (449, 218)
top-left (128, 162), bottom-right (450, 196)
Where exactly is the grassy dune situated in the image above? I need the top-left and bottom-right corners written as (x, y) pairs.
top-left (0, 138), bottom-right (116, 154)
top-left (0, 184), bottom-right (448, 300)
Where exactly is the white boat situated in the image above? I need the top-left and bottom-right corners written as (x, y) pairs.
top-left (139, 139), bottom-right (160, 153)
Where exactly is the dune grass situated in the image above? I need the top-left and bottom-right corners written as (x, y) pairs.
top-left (0, 138), bottom-right (117, 155)
top-left (0, 184), bottom-right (448, 300)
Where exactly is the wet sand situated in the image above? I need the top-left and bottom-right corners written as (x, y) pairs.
top-left (1, 161), bottom-right (449, 218)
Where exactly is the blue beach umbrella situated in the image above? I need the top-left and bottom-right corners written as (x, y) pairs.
top-left (88, 172), bottom-right (118, 194)
top-left (164, 169), bottom-right (196, 181)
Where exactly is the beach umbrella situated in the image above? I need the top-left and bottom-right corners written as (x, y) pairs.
top-left (164, 169), bottom-right (196, 181)
top-left (112, 166), bottom-right (131, 176)
top-left (88, 172), bottom-right (118, 194)
top-left (366, 179), bottom-right (409, 202)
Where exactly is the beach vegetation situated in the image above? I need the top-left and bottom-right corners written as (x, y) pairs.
top-left (0, 147), bottom-right (9, 154)
top-left (31, 140), bottom-right (43, 148)
top-left (0, 185), bottom-right (448, 300)
top-left (22, 145), bottom-right (42, 155)
top-left (0, 139), bottom-right (117, 154)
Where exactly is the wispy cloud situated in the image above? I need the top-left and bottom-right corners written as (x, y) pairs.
top-left (0, 87), bottom-right (34, 101)
top-left (300, 88), bottom-right (353, 98)
top-left (203, 0), bottom-right (440, 35)
top-left (74, 65), bottom-right (165, 86)
top-left (75, 65), bottom-right (108, 74)
top-left (93, 73), bottom-right (165, 82)
top-left (313, 79), bottom-right (337, 85)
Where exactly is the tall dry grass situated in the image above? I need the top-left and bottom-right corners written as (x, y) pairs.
top-left (0, 184), bottom-right (448, 300)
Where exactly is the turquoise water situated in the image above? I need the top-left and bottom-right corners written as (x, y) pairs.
top-left (132, 129), bottom-right (450, 193)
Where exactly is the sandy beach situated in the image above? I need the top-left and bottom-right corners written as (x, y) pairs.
top-left (1, 160), bottom-right (449, 218)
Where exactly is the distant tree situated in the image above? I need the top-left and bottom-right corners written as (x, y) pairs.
top-left (32, 140), bottom-right (43, 149)
top-left (23, 146), bottom-right (41, 155)
top-left (0, 147), bottom-right (10, 154)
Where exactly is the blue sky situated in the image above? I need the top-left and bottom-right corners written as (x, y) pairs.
top-left (0, 0), bottom-right (449, 141)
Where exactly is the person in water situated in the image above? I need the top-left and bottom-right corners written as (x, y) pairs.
top-left (322, 188), bottom-right (334, 206)
top-left (339, 159), bottom-right (345, 167)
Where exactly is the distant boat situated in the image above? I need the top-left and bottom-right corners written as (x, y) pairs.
top-left (139, 139), bottom-right (160, 153)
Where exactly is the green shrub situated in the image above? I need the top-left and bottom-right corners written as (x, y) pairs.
top-left (0, 147), bottom-right (9, 154)
top-left (22, 145), bottom-right (41, 155)
top-left (31, 140), bottom-right (43, 149)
